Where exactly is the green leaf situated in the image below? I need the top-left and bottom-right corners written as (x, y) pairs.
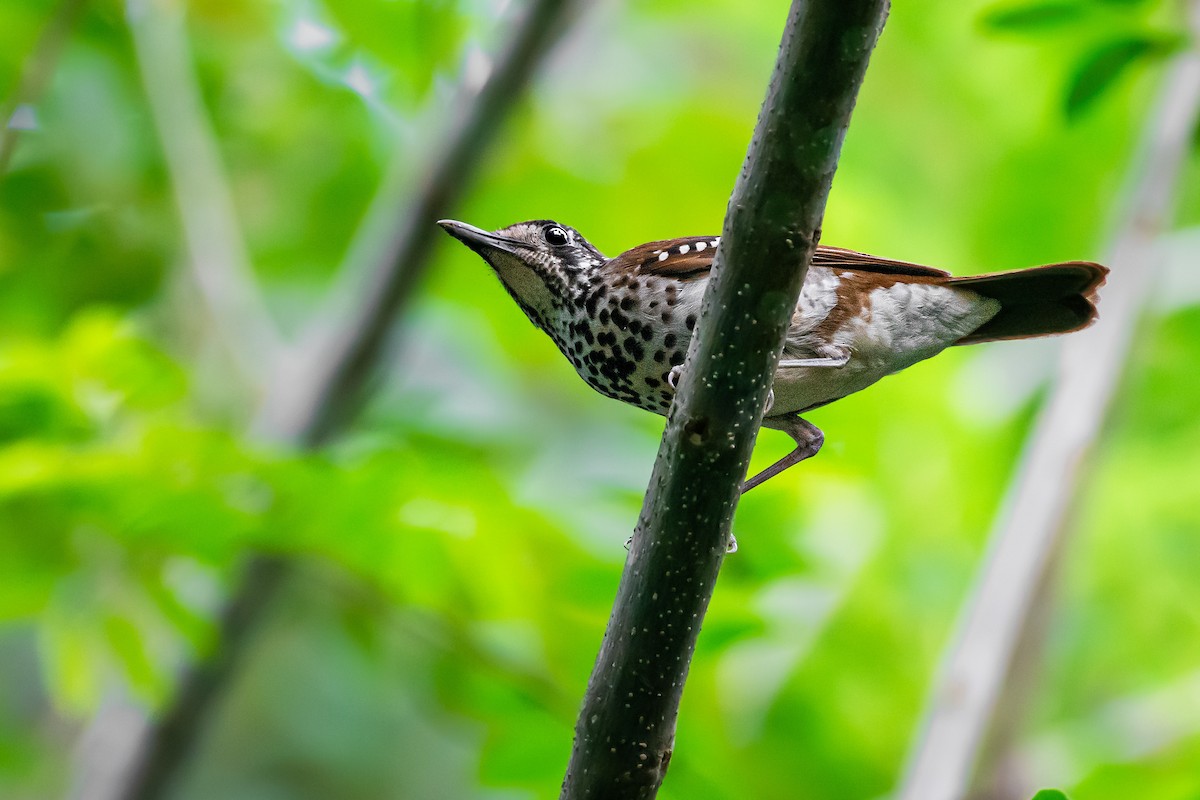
top-left (1031, 790), bottom-right (1070, 800)
top-left (980, 2), bottom-right (1088, 33)
top-left (1065, 34), bottom-right (1184, 119)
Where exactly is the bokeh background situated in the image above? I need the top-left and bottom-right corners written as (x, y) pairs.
top-left (2, 0), bottom-right (1200, 798)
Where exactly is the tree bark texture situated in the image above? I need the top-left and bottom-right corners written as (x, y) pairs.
top-left (560, 2), bottom-right (890, 797)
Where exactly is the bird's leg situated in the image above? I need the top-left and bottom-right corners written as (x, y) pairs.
top-left (742, 415), bottom-right (824, 493)
top-left (737, 346), bottom-right (845, 492)
top-left (670, 346), bottom-right (839, 496)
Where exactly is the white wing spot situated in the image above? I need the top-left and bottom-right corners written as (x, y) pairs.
top-left (658, 251), bottom-right (669, 262)
top-left (695, 241), bottom-right (707, 251)
top-left (711, 239), bottom-right (720, 248)
top-left (678, 244), bottom-right (690, 254)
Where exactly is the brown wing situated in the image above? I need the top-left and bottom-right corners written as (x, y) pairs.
top-left (812, 246), bottom-right (951, 278)
top-left (612, 236), bottom-right (721, 279)
top-left (615, 239), bottom-right (952, 280)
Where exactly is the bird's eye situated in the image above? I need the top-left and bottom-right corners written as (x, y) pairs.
top-left (542, 225), bottom-right (570, 247)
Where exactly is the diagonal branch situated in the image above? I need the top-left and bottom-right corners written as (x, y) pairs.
top-left (898, 5), bottom-right (1200, 798)
top-left (96, 2), bottom-right (589, 799)
top-left (560, 2), bottom-right (890, 797)
top-left (256, 0), bottom-right (586, 446)
top-left (128, 0), bottom-right (284, 382)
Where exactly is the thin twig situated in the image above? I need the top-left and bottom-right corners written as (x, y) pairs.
top-left (128, 0), bottom-right (284, 382)
top-left (0, 0), bottom-right (89, 174)
top-left (559, 2), bottom-right (890, 796)
top-left (104, 2), bottom-right (589, 799)
top-left (897, 5), bottom-right (1200, 798)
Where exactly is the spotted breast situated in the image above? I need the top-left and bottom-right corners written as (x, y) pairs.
top-left (437, 218), bottom-right (1107, 490)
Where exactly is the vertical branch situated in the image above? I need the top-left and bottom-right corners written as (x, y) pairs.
top-left (95, 2), bottom-right (590, 799)
top-left (560, 2), bottom-right (890, 797)
top-left (0, 0), bottom-right (88, 174)
top-left (128, 0), bottom-right (284, 382)
top-left (898, 5), bottom-right (1200, 798)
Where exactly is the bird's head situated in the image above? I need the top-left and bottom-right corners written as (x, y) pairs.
top-left (438, 219), bottom-right (606, 326)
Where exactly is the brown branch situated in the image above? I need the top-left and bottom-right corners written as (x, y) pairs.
top-left (898, 4), bottom-right (1200, 798)
top-left (102, 2), bottom-right (589, 798)
top-left (0, 0), bottom-right (88, 174)
top-left (559, 1), bottom-right (890, 797)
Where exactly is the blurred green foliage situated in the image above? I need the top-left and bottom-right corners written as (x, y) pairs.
top-left (2, 0), bottom-right (1200, 798)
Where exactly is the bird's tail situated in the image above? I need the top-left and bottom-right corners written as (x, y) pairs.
top-left (950, 261), bottom-right (1108, 345)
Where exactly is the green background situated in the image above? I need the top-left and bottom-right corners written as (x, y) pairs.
top-left (2, 0), bottom-right (1198, 797)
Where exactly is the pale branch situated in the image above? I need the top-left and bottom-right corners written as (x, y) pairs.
top-left (897, 5), bottom-right (1200, 799)
top-left (256, 0), bottom-right (587, 446)
top-left (560, 2), bottom-right (890, 798)
top-left (0, 0), bottom-right (88, 174)
top-left (128, 0), bottom-right (284, 383)
top-left (106, 2), bottom-right (588, 799)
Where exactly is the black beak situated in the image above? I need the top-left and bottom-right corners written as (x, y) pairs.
top-left (437, 219), bottom-right (524, 256)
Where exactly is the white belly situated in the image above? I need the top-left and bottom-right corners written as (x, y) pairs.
top-left (770, 282), bottom-right (1000, 414)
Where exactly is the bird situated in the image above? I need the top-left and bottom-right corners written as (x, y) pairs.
top-left (438, 218), bottom-right (1107, 492)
